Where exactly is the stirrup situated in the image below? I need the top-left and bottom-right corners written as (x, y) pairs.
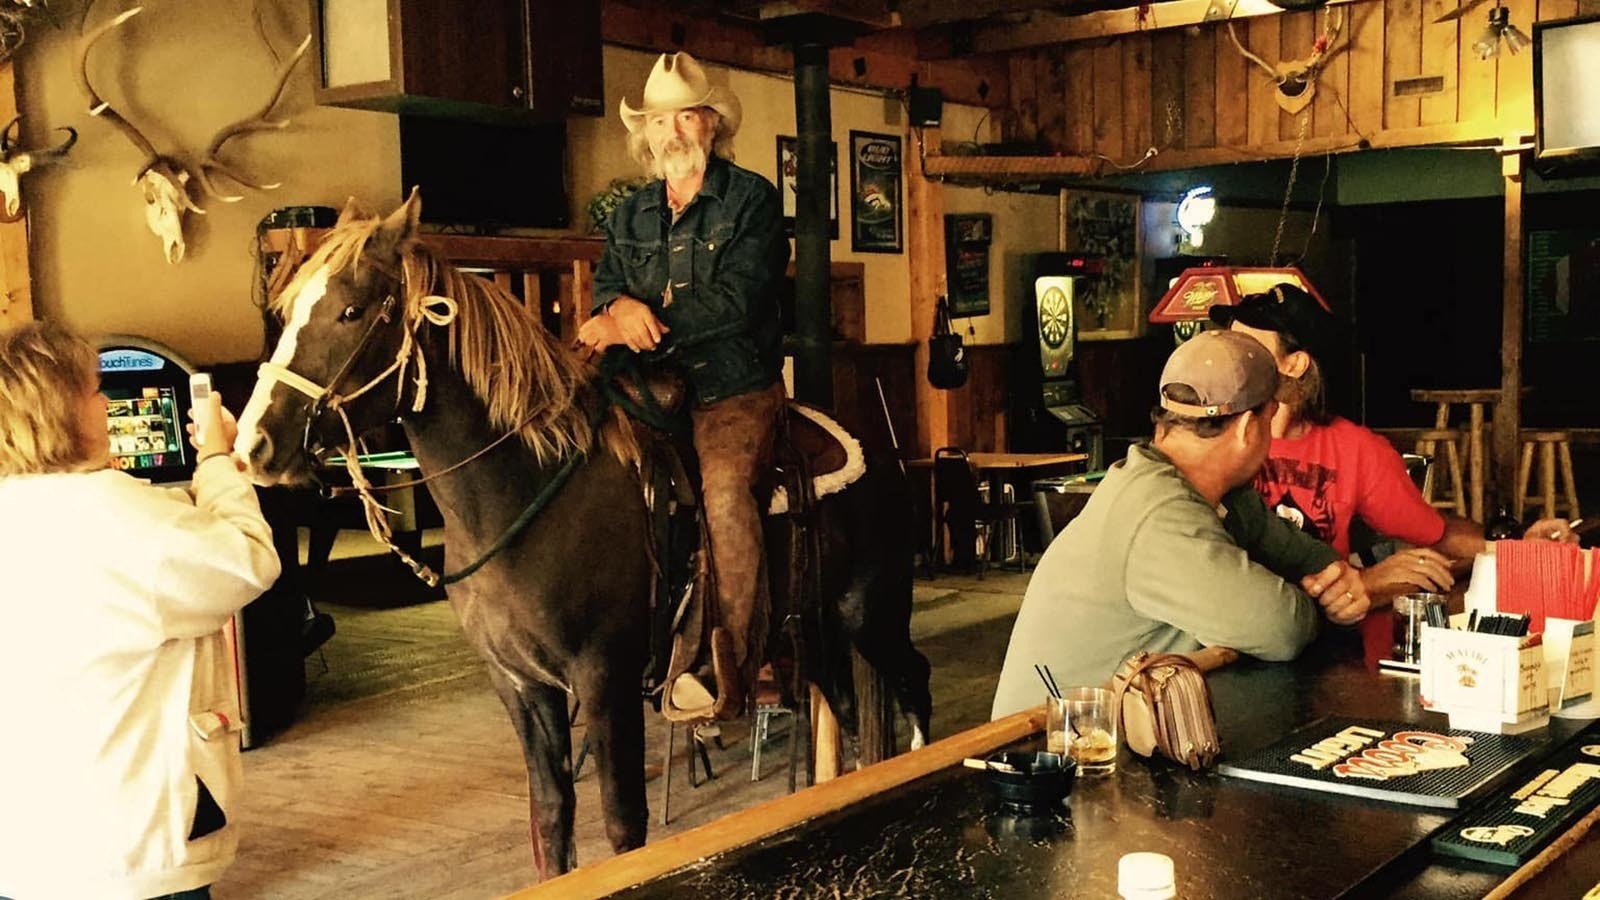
top-left (663, 672), bottom-right (716, 723)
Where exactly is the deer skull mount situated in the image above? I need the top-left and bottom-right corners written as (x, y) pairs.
top-left (1227, 11), bottom-right (1346, 116)
top-left (75, 5), bottom-right (311, 264)
top-left (0, 115), bottom-right (77, 223)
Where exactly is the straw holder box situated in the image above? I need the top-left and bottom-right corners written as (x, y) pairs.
top-left (1419, 627), bottom-right (1549, 735)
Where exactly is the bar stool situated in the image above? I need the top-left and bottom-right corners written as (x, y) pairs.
top-left (1411, 389), bottom-right (1501, 522)
top-left (1414, 428), bottom-right (1467, 518)
top-left (1516, 430), bottom-right (1580, 521)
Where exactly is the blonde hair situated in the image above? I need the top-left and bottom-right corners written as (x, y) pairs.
top-left (0, 321), bottom-right (101, 477)
top-left (627, 107), bottom-right (735, 177)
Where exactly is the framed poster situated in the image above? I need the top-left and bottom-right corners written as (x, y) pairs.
top-left (777, 135), bottom-right (839, 239)
top-left (849, 130), bottom-right (903, 254)
top-left (944, 213), bottom-right (992, 317)
top-left (1064, 190), bottom-right (1144, 341)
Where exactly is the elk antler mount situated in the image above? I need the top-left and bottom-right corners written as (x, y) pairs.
top-left (1227, 7), bottom-right (1347, 116)
top-left (75, 4), bottom-right (311, 264)
top-left (0, 115), bottom-right (77, 223)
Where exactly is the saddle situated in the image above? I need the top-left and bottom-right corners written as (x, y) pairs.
top-left (616, 369), bottom-right (866, 722)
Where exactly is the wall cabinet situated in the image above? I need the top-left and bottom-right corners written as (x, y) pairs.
top-left (310, 0), bottom-right (603, 123)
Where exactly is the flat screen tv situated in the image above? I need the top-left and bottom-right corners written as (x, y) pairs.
top-left (1534, 15), bottom-right (1600, 172)
top-left (399, 116), bottom-right (570, 229)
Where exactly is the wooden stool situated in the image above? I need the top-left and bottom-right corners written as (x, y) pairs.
top-left (1411, 389), bottom-right (1502, 522)
top-left (1516, 431), bottom-right (1580, 521)
top-left (1414, 428), bottom-right (1467, 518)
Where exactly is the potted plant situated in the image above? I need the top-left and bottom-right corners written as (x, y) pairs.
top-left (585, 177), bottom-right (650, 235)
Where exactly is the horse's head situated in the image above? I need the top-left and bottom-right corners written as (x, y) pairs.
top-left (236, 191), bottom-right (425, 486)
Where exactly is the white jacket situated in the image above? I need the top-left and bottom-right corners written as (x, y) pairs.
top-left (0, 456), bottom-right (281, 899)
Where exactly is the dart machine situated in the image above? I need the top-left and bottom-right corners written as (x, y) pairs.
top-left (1010, 252), bottom-right (1104, 469)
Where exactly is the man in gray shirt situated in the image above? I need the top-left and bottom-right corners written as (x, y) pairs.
top-left (992, 330), bottom-right (1370, 717)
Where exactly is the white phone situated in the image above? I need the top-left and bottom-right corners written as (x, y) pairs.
top-left (189, 373), bottom-right (213, 444)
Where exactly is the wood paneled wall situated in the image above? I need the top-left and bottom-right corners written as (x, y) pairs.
top-left (999, 0), bottom-right (1580, 170)
top-left (832, 343), bottom-right (1011, 458)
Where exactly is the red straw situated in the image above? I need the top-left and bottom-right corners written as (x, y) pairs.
top-left (1495, 540), bottom-right (1592, 633)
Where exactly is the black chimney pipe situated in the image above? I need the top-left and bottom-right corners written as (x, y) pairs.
top-left (790, 41), bottom-right (834, 408)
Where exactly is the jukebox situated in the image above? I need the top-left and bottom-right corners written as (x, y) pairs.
top-left (1010, 253), bottom-right (1104, 470)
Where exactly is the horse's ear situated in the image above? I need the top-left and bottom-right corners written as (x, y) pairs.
top-left (335, 196), bottom-right (370, 227)
top-left (377, 187), bottom-right (422, 245)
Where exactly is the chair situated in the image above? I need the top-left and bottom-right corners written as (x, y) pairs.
top-left (748, 666), bottom-right (801, 784)
top-left (932, 447), bottom-right (1022, 578)
top-left (1516, 431), bottom-right (1580, 521)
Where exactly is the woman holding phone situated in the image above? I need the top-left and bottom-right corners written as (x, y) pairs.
top-left (0, 321), bottom-right (281, 900)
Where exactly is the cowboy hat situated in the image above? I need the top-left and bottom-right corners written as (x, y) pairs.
top-left (620, 52), bottom-right (742, 138)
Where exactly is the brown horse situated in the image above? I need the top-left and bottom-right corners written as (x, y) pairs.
top-left (235, 193), bottom-right (931, 880)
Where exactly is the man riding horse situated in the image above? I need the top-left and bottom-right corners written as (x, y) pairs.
top-left (578, 52), bottom-right (788, 722)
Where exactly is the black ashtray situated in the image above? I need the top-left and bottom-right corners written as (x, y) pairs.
top-left (982, 751), bottom-right (1076, 813)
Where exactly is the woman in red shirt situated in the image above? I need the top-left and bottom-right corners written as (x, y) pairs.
top-left (1212, 285), bottom-right (1574, 657)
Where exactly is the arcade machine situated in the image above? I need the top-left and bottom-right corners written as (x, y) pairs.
top-left (1011, 253), bottom-right (1104, 469)
top-left (1013, 255), bottom-right (1108, 554)
top-left (98, 336), bottom-right (198, 481)
top-left (97, 335), bottom-right (302, 748)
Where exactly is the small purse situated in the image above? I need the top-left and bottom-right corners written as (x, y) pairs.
top-left (1112, 651), bottom-right (1223, 771)
top-left (926, 295), bottom-right (969, 390)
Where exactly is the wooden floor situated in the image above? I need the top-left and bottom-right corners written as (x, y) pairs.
top-left (216, 559), bottom-right (1026, 899)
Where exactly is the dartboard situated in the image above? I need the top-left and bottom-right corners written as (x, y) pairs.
top-left (1039, 286), bottom-right (1071, 349)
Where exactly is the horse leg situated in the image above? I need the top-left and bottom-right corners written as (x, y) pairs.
top-left (486, 668), bottom-right (577, 880)
top-left (574, 666), bottom-right (648, 856)
top-left (838, 579), bottom-right (933, 752)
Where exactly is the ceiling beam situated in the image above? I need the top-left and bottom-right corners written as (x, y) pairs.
top-left (895, 0), bottom-right (1072, 28)
top-left (600, 1), bottom-right (1009, 107)
top-left (922, 120), bottom-right (1504, 180)
top-left (948, 0), bottom-right (1364, 55)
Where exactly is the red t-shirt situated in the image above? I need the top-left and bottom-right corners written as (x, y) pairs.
top-left (1255, 417), bottom-right (1447, 558)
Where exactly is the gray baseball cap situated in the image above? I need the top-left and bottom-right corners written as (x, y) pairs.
top-left (1158, 329), bottom-right (1279, 418)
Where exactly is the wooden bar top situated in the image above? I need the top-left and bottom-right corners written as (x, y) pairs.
top-left (514, 637), bottom-right (1600, 900)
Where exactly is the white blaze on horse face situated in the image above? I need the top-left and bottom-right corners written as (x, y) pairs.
top-left (236, 265), bottom-right (331, 466)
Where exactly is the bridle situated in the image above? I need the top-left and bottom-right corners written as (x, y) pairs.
top-left (251, 257), bottom-right (610, 588)
top-left (253, 262), bottom-right (474, 584)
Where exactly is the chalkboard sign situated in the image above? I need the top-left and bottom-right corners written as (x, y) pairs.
top-left (945, 214), bottom-right (992, 317)
top-left (1527, 227), bottom-right (1600, 343)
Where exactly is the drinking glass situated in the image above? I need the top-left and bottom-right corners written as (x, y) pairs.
top-left (1054, 686), bottom-right (1117, 774)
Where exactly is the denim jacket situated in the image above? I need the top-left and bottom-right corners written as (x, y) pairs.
top-left (591, 157), bottom-right (790, 407)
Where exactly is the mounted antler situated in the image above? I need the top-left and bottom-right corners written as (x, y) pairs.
top-left (74, 2), bottom-right (311, 264)
top-left (195, 33), bottom-right (312, 203)
top-left (0, 115), bottom-right (77, 223)
top-left (1227, 8), bottom-right (1347, 116)
top-left (76, 5), bottom-right (202, 264)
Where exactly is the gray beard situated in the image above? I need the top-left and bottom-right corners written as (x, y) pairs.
top-left (656, 140), bottom-right (708, 182)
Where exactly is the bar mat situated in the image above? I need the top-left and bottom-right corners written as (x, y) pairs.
top-left (1219, 717), bottom-right (1538, 809)
top-left (1433, 736), bottom-right (1600, 866)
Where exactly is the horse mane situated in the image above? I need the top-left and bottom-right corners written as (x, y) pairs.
top-left (270, 218), bottom-right (639, 468)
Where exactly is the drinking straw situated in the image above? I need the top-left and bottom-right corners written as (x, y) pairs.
top-left (1035, 665), bottom-right (1061, 700)
top-left (1042, 664), bottom-right (1063, 701)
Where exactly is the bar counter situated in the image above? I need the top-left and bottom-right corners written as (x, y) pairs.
top-left (515, 636), bottom-right (1600, 899)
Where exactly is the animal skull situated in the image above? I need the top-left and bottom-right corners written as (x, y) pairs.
top-left (75, 3), bottom-right (310, 263)
top-left (139, 163), bottom-right (202, 265)
top-left (0, 115), bottom-right (76, 223)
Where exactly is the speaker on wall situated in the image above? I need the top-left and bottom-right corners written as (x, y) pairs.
top-left (908, 86), bottom-right (943, 127)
